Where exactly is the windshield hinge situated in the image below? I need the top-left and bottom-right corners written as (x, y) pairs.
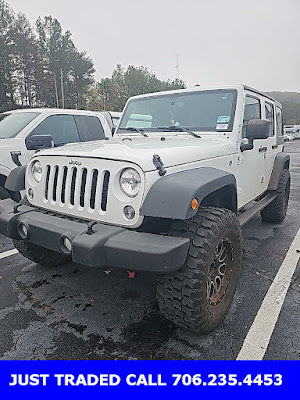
top-left (153, 154), bottom-right (166, 176)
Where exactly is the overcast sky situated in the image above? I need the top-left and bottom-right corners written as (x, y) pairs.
top-left (7, 0), bottom-right (300, 92)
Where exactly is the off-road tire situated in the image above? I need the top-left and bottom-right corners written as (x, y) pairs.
top-left (0, 186), bottom-right (10, 199)
top-left (13, 196), bottom-right (70, 267)
top-left (156, 207), bottom-right (242, 334)
top-left (260, 169), bottom-right (290, 223)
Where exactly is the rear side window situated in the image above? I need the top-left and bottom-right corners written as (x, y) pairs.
top-left (242, 96), bottom-right (261, 137)
top-left (276, 106), bottom-right (283, 136)
top-left (265, 102), bottom-right (275, 136)
top-left (75, 116), bottom-right (105, 141)
top-left (82, 116), bottom-right (105, 140)
top-left (31, 115), bottom-right (80, 145)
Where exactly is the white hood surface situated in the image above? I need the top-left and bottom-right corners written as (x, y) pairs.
top-left (35, 134), bottom-right (234, 172)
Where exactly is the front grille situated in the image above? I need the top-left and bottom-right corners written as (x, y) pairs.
top-left (29, 156), bottom-right (144, 227)
top-left (44, 164), bottom-right (110, 212)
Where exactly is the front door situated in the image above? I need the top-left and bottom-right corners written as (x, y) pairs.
top-left (237, 93), bottom-right (266, 208)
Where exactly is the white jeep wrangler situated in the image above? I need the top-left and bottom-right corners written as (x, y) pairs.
top-left (0, 85), bottom-right (290, 333)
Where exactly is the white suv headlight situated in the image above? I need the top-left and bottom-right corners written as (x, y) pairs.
top-left (31, 160), bottom-right (42, 183)
top-left (120, 168), bottom-right (141, 197)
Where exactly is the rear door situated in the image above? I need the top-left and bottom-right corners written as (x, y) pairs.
top-left (259, 99), bottom-right (277, 193)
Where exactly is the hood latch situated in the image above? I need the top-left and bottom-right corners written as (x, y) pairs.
top-left (153, 154), bottom-right (166, 176)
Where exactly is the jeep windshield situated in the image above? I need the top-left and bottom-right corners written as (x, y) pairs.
top-left (117, 89), bottom-right (237, 134)
top-left (0, 111), bottom-right (40, 139)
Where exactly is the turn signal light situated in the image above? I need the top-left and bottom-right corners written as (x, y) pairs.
top-left (191, 198), bottom-right (199, 210)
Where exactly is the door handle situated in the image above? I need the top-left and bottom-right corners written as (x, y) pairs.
top-left (259, 146), bottom-right (267, 153)
top-left (272, 145), bottom-right (278, 149)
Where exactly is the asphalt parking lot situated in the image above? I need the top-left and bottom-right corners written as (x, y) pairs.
top-left (0, 141), bottom-right (299, 360)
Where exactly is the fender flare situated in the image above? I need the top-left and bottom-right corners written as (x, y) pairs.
top-left (140, 167), bottom-right (237, 220)
top-left (4, 165), bottom-right (26, 192)
top-left (268, 153), bottom-right (290, 191)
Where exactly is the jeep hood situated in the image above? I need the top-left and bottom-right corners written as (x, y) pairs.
top-left (36, 136), bottom-right (234, 172)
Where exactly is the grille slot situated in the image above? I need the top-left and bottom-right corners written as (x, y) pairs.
top-left (45, 165), bottom-right (50, 200)
top-left (70, 168), bottom-right (77, 206)
top-left (61, 167), bottom-right (68, 203)
top-left (52, 166), bottom-right (59, 201)
top-left (80, 168), bottom-right (87, 207)
top-left (90, 170), bottom-right (98, 209)
top-left (101, 171), bottom-right (110, 211)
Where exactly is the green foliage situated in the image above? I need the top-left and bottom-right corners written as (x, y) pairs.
top-left (14, 13), bottom-right (41, 107)
top-left (90, 64), bottom-right (186, 111)
top-left (0, 0), bottom-right (17, 111)
top-left (0, 2), bottom-right (95, 111)
top-left (35, 16), bottom-right (95, 108)
top-left (266, 92), bottom-right (300, 124)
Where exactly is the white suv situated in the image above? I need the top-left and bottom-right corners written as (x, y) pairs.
top-left (0, 85), bottom-right (290, 333)
top-left (0, 108), bottom-right (112, 199)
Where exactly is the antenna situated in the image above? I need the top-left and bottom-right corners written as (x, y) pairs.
top-left (175, 54), bottom-right (180, 80)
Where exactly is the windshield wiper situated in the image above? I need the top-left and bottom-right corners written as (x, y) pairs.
top-left (156, 126), bottom-right (201, 138)
top-left (120, 127), bottom-right (148, 137)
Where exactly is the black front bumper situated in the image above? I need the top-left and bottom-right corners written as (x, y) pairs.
top-left (0, 199), bottom-right (190, 273)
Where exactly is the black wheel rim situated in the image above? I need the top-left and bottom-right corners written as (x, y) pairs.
top-left (206, 238), bottom-right (234, 306)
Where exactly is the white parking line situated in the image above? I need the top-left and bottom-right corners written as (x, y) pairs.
top-left (0, 248), bottom-right (19, 260)
top-left (237, 229), bottom-right (300, 360)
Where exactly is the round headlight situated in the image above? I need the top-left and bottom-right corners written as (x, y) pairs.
top-left (120, 168), bottom-right (141, 197)
top-left (31, 160), bottom-right (42, 183)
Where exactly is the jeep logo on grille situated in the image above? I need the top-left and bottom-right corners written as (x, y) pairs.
top-left (69, 159), bottom-right (82, 166)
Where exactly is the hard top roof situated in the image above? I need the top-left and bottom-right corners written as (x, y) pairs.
top-left (126, 84), bottom-right (282, 107)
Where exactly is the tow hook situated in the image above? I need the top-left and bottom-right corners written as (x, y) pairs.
top-left (13, 203), bottom-right (23, 214)
top-left (86, 221), bottom-right (97, 235)
top-left (128, 271), bottom-right (136, 278)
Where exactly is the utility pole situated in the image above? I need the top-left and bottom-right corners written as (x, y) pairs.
top-left (60, 68), bottom-right (65, 108)
top-left (175, 54), bottom-right (180, 80)
top-left (53, 71), bottom-right (59, 108)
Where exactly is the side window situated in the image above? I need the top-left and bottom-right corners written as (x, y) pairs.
top-left (82, 116), bottom-right (105, 141)
top-left (30, 115), bottom-right (80, 146)
top-left (243, 95), bottom-right (261, 137)
top-left (276, 106), bottom-right (283, 136)
top-left (265, 102), bottom-right (275, 136)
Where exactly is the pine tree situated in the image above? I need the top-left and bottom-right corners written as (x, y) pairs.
top-left (0, 0), bottom-right (17, 111)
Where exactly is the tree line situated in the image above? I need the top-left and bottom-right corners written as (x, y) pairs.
top-left (87, 65), bottom-right (185, 112)
top-left (0, 0), bottom-right (185, 113)
top-left (266, 92), bottom-right (300, 124)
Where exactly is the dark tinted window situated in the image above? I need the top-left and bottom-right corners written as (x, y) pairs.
top-left (0, 112), bottom-right (40, 139)
top-left (31, 115), bottom-right (80, 145)
top-left (82, 116), bottom-right (105, 140)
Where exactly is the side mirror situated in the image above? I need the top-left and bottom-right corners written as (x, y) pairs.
top-left (26, 134), bottom-right (54, 150)
top-left (246, 119), bottom-right (269, 140)
top-left (241, 119), bottom-right (269, 152)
